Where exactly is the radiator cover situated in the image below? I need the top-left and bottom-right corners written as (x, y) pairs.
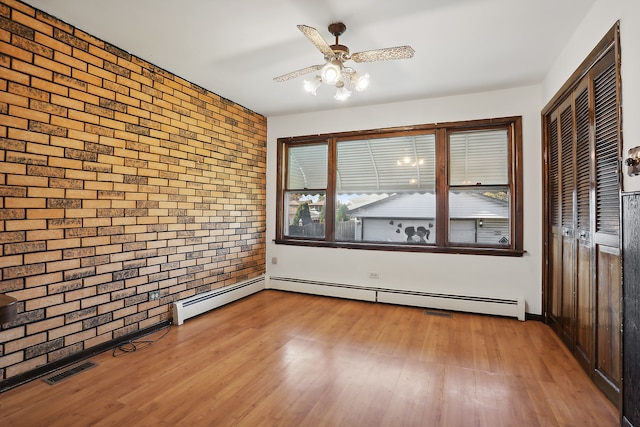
top-left (268, 276), bottom-right (525, 321)
top-left (172, 275), bottom-right (265, 325)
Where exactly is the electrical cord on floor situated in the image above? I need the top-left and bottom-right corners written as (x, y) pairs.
top-left (112, 324), bottom-right (172, 357)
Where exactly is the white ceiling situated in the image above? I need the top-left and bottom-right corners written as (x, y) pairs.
top-left (24, 0), bottom-right (595, 117)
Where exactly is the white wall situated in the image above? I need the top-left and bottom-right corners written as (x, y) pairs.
top-left (543, 0), bottom-right (640, 192)
top-left (266, 85), bottom-right (544, 314)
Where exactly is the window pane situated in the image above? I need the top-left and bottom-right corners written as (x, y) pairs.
top-left (340, 193), bottom-right (436, 244)
top-left (284, 192), bottom-right (326, 238)
top-left (336, 134), bottom-right (436, 243)
top-left (287, 144), bottom-right (327, 189)
top-left (449, 129), bottom-right (508, 185)
top-left (448, 187), bottom-right (510, 244)
top-left (336, 134), bottom-right (435, 193)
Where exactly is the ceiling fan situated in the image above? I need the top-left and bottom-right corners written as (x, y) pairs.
top-left (274, 23), bottom-right (415, 101)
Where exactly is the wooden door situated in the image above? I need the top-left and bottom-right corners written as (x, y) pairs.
top-left (558, 98), bottom-right (575, 346)
top-left (591, 50), bottom-right (621, 403)
top-left (547, 111), bottom-right (563, 333)
top-left (573, 81), bottom-right (593, 372)
top-left (543, 25), bottom-right (621, 406)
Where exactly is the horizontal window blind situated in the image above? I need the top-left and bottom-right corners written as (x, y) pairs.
top-left (337, 135), bottom-right (435, 193)
top-left (287, 144), bottom-right (327, 189)
top-left (449, 129), bottom-right (508, 185)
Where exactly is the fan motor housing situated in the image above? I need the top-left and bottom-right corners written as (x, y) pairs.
top-left (330, 44), bottom-right (349, 57)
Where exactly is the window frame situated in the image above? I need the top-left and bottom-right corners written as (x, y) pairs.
top-left (276, 116), bottom-right (524, 256)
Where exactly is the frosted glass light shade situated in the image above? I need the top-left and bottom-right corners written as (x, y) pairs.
top-left (321, 60), bottom-right (342, 85)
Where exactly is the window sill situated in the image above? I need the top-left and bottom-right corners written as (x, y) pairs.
top-left (274, 239), bottom-right (525, 257)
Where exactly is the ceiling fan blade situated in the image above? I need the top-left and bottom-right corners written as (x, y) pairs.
top-left (351, 46), bottom-right (415, 63)
top-left (273, 64), bottom-right (324, 82)
top-left (297, 25), bottom-right (335, 58)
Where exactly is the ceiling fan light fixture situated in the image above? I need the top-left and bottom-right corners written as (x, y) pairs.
top-left (321, 60), bottom-right (342, 85)
top-left (274, 22), bottom-right (413, 103)
top-left (334, 83), bottom-right (351, 101)
top-left (352, 72), bottom-right (370, 92)
top-left (303, 76), bottom-right (322, 95)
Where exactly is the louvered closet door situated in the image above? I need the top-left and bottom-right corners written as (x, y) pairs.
top-left (592, 49), bottom-right (621, 402)
top-left (558, 97), bottom-right (576, 345)
top-left (547, 110), bottom-right (563, 331)
top-left (573, 80), bottom-right (593, 372)
top-left (543, 38), bottom-right (621, 405)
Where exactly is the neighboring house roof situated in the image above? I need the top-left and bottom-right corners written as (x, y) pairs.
top-left (349, 192), bottom-right (508, 219)
top-left (342, 193), bottom-right (390, 210)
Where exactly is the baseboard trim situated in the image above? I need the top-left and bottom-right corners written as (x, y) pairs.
top-left (0, 320), bottom-right (170, 393)
top-left (525, 313), bottom-right (543, 322)
top-left (268, 276), bottom-right (527, 321)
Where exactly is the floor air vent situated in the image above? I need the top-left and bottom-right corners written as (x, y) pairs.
top-left (424, 310), bottom-right (453, 318)
top-left (43, 361), bottom-right (98, 385)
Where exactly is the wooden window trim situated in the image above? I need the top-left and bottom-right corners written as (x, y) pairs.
top-left (276, 116), bottom-right (524, 257)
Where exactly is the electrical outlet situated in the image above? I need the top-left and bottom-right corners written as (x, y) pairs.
top-left (368, 272), bottom-right (379, 279)
top-left (149, 290), bottom-right (160, 301)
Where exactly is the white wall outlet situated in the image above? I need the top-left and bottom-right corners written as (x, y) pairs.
top-left (368, 272), bottom-right (379, 279)
top-left (271, 257), bottom-right (278, 264)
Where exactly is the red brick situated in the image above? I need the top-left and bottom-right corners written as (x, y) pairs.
top-left (46, 301), bottom-right (80, 317)
top-left (73, 49), bottom-right (103, 68)
top-left (34, 32), bottom-right (71, 55)
top-left (34, 54), bottom-right (71, 75)
top-left (48, 321), bottom-right (82, 340)
top-left (0, 42), bottom-right (33, 62)
top-left (7, 128), bottom-right (49, 144)
top-left (25, 271), bottom-right (62, 288)
top-left (0, 113), bottom-right (28, 129)
top-left (12, 59), bottom-right (53, 81)
top-left (26, 142), bottom-right (64, 158)
top-left (72, 68), bottom-right (102, 87)
top-left (26, 229), bottom-right (63, 241)
top-left (25, 208), bottom-right (64, 221)
top-left (31, 77), bottom-right (68, 97)
top-left (64, 328), bottom-right (97, 346)
top-left (87, 83), bottom-right (114, 100)
top-left (50, 114), bottom-right (84, 131)
top-left (6, 174), bottom-right (48, 187)
top-left (68, 87), bottom-right (98, 104)
top-left (46, 237), bottom-right (81, 251)
top-left (53, 50), bottom-right (87, 71)
top-left (11, 9), bottom-right (52, 36)
top-left (26, 316), bottom-right (65, 335)
top-left (50, 93), bottom-right (83, 110)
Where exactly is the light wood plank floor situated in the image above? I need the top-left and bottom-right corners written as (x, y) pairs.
top-left (0, 290), bottom-right (619, 426)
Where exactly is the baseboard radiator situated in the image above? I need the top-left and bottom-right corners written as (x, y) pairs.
top-left (172, 275), bottom-right (265, 325)
top-left (268, 276), bottom-right (525, 321)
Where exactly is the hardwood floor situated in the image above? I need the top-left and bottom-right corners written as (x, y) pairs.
top-left (0, 290), bottom-right (618, 426)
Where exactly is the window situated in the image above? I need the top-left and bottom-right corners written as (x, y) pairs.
top-left (277, 117), bottom-right (523, 256)
top-left (448, 129), bottom-right (510, 245)
top-left (283, 143), bottom-right (327, 239)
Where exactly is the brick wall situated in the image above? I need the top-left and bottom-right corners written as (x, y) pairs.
top-left (0, 0), bottom-right (266, 383)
